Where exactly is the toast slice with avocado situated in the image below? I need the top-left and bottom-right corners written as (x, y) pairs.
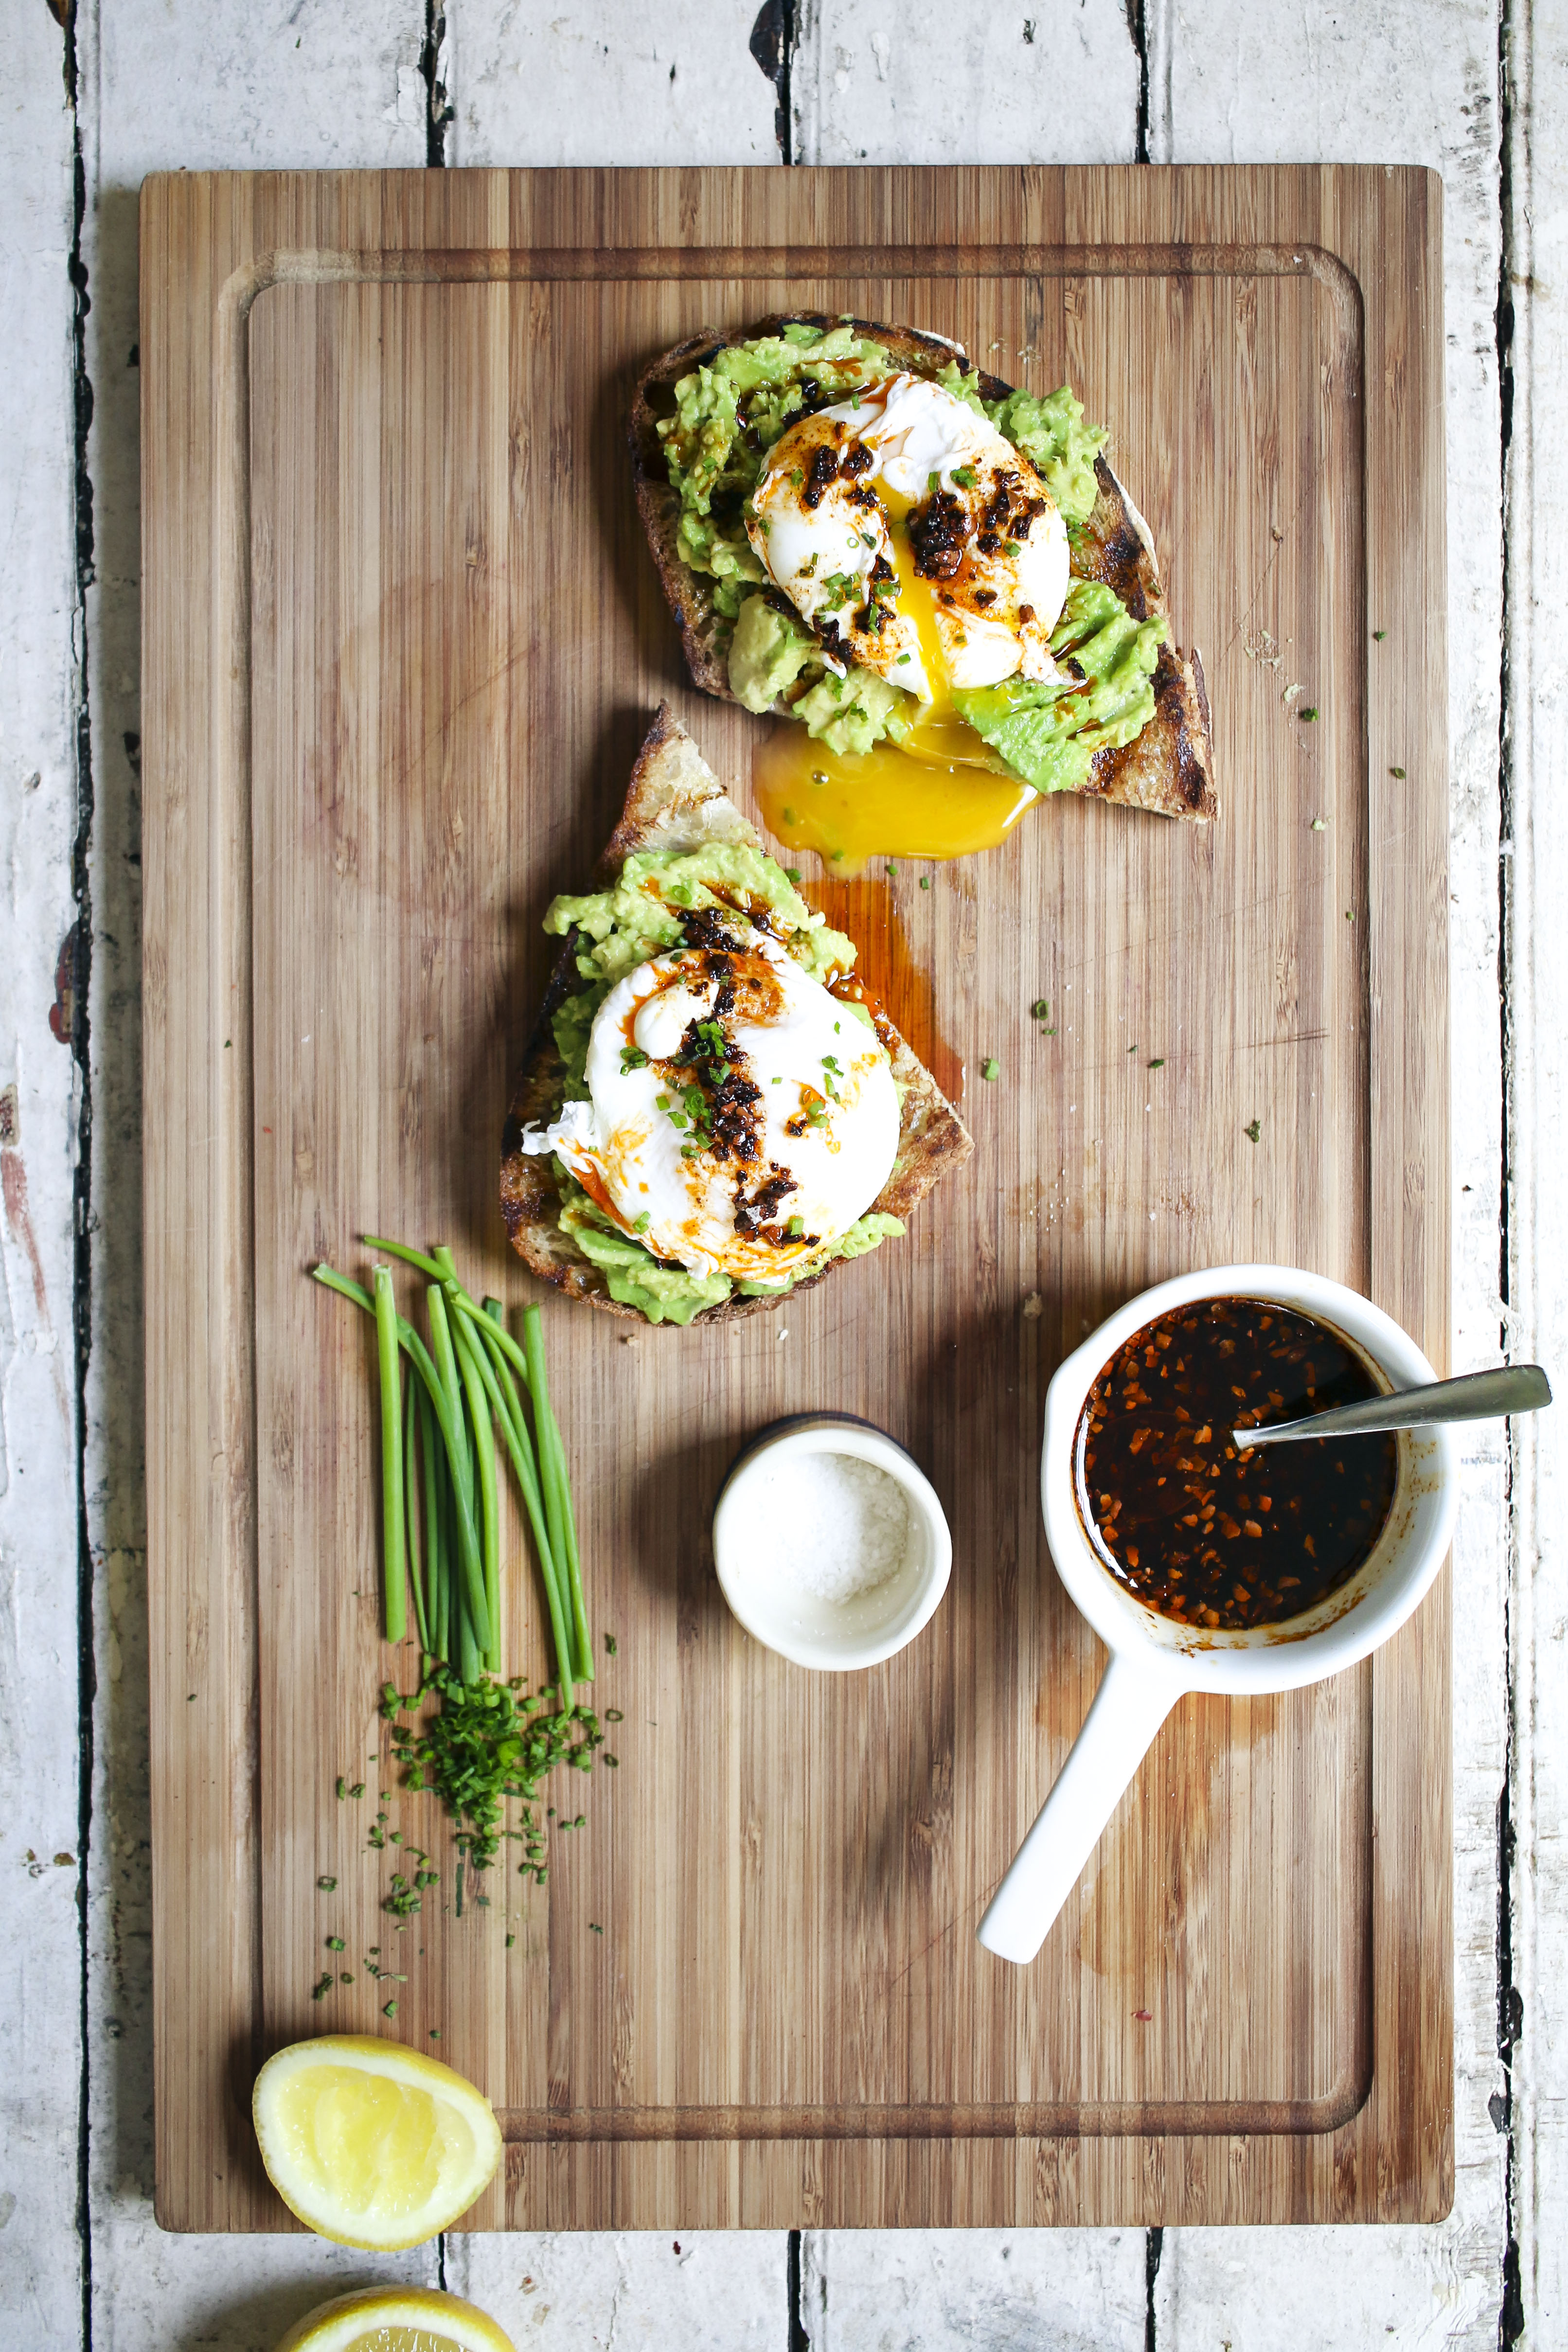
top-left (499, 706), bottom-right (973, 1326)
top-left (628, 314), bottom-right (1216, 824)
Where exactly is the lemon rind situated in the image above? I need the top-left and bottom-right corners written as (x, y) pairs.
top-left (271, 2282), bottom-right (516, 2352)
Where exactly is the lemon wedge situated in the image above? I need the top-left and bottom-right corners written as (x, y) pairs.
top-left (253, 2035), bottom-right (503, 2249)
top-left (272, 2285), bottom-right (515, 2352)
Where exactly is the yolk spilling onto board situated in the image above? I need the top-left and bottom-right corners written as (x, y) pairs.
top-left (752, 491), bottom-right (1040, 873)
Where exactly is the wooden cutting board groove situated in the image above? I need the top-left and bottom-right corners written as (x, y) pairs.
top-left (143, 165), bottom-right (1449, 2231)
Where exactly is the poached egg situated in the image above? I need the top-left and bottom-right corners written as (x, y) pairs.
top-left (747, 372), bottom-right (1070, 707)
top-left (518, 927), bottom-right (899, 1287)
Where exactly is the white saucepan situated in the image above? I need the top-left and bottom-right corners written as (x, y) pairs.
top-left (976, 1264), bottom-right (1461, 1967)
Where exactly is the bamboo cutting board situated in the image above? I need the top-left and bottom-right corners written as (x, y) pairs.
top-left (142, 166), bottom-right (1450, 2231)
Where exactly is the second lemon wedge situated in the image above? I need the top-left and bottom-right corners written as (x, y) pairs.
top-left (272, 2285), bottom-right (515, 2352)
top-left (253, 2035), bottom-right (503, 2249)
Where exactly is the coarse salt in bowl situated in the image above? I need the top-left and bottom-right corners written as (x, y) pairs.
top-left (712, 1415), bottom-right (952, 1671)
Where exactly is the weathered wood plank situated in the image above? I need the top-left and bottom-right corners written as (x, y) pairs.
top-left (0, 7), bottom-right (89, 2342)
top-left (445, 2230), bottom-right (786, 2349)
top-left (1502, 1), bottom-right (1568, 2337)
top-left (791, 0), bottom-right (1140, 167)
top-left (446, 5), bottom-right (795, 2317)
top-left (803, 2225), bottom-right (1148, 2351)
top-left (1152, 0), bottom-right (1508, 2335)
top-left (76, 3), bottom-right (445, 2340)
top-left (448, 0), bottom-right (780, 167)
top-left (787, 7), bottom-right (1151, 2326)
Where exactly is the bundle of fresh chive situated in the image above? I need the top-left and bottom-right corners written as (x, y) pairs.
top-left (312, 1240), bottom-right (590, 1692)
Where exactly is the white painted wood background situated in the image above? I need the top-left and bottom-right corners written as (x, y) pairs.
top-left (0, 0), bottom-right (1556, 2342)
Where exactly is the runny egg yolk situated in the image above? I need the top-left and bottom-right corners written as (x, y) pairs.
top-left (754, 731), bottom-right (1038, 874)
top-left (878, 490), bottom-right (1003, 764)
top-left (753, 490), bottom-right (1038, 873)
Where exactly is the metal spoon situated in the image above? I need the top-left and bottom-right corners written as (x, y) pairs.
top-left (1233, 1362), bottom-right (1552, 1451)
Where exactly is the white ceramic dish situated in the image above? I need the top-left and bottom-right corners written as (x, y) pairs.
top-left (712, 1414), bottom-right (952, 1672)
top-left (976, 1264), bottom-right (1461, 1966)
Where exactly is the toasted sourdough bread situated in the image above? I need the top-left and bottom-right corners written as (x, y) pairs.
top-left (499, 705), bottom-right (975, 1323)
top-left (629, 315), bottom-right (1217, 824)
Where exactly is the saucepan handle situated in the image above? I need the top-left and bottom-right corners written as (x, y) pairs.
top-left (976, 1651), bottom-right (1181, 1966)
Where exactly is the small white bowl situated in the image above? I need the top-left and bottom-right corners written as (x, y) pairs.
top-left (712, 1414), bottom-right (952, 1671)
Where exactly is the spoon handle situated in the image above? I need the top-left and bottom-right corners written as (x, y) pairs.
top-left (1236, 1362), bottom-right (1552, 1449)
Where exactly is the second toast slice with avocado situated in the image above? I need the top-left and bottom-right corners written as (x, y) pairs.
top-left (500, 707), bottom-right (973, 1325)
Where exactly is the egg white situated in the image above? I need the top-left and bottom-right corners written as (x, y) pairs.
top-left (747, 373), bottom-right (1070, 703)
top-left (519, 935), bottom-right (900, 1286)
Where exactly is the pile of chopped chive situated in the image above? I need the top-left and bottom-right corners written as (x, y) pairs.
top-left (312, 1240), bottom-right (590, 1692)
top-left (380, 1664), bottom-right (615, 1898)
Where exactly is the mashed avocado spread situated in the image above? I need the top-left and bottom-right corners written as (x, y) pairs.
top-left (540, 841), bottom-right (902, 1325)
top-left (953, 582), bottom-right (1166, 798)
top-left (657, 322), bottom-right (1152, 787)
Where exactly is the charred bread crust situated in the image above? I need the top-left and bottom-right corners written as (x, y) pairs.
top-left (628, 329), bottom-right (735, 701)
top-left (591, 699), bottom-right (758, 882)
top-left (629, 323), bottom-right (1218, 823)
top-left (1072, 455), bottom-right (1218, 820)
top-left (499, 705), bottom-right (973, 1324)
